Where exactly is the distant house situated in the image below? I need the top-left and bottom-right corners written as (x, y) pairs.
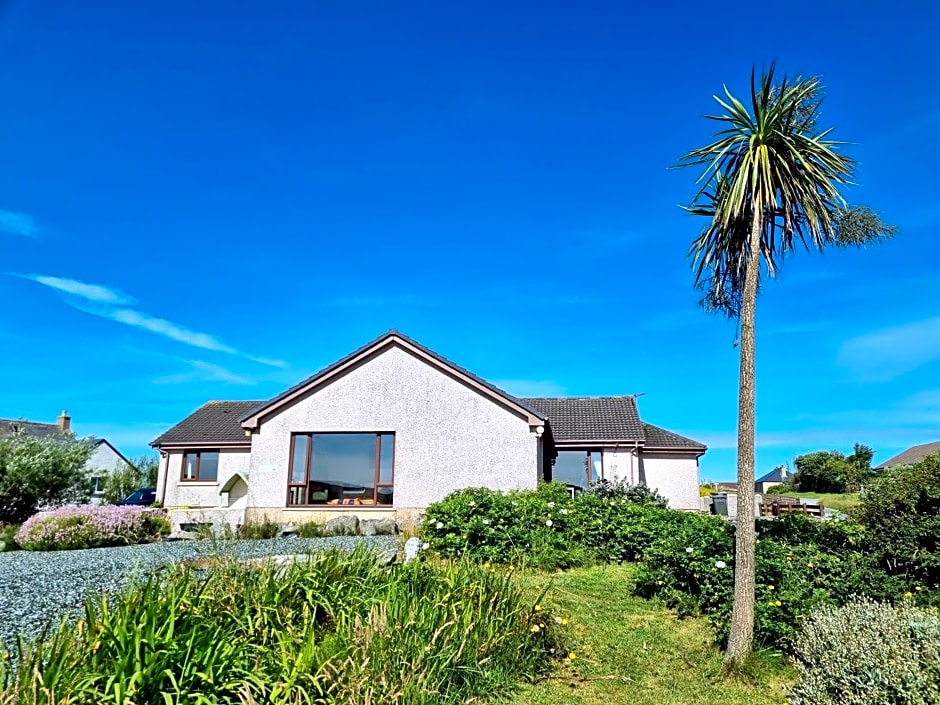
top-left (756, 466), bottom-right (792, 494)
top-left (152, 330), bottom-right (708, 531)
top-left (876, 442), bottom-right (940, 470)
top-left (0, 411), bottom-right (133, 502)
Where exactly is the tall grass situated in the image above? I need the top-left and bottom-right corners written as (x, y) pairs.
top-left (0, 547), bottom-right (561, 705)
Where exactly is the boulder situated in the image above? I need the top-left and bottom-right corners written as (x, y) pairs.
top-left (376, 548), bottom-right (398, 566)
top-left (359, 518), bottom-right (398, 536)
top-left (166, 530), bottom-right (199, 541)
top-left (325, 515), bottom-right (359, 536)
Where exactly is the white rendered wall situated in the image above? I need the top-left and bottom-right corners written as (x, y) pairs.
top-left (160, 448), bottom-right (251, 508)
top-left (638, 452), bottom-right (702, 510)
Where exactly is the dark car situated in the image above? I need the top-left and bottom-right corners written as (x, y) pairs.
top-left (115, 487), bottom-right (157, 506)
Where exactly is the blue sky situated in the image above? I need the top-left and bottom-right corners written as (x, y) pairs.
top-left (1, 0), bottom-right (938, 481)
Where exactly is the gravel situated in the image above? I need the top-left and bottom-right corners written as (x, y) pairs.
top-left (0, 536), bottom-right (398, 652)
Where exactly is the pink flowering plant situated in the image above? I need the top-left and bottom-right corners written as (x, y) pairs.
top-left (15, 505), bottom-right (169, 551)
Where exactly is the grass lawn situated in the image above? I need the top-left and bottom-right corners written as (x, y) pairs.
top-left (775, 491), bottom-right (860, 514)
top-left (512, 565), bottom-right (794, 705)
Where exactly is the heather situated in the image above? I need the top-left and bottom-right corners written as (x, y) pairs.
top-left (0, 548), bottom-right (562, 704)
top-left (15, 505), bottom-right (168, 551)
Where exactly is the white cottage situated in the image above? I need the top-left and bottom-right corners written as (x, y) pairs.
top-left (152, 331), bottom-right (706, 530)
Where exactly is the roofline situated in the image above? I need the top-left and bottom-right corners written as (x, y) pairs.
top-left (92, 438), bottom-right (135, 468)
top-left (555, 439), bottom-right (645, 446)
top-left (239, 331), bottom-right (547, 429)
top-left (150, 441), bottom-right (253, 450)
top-left (643, 447), bottom-right (707, 457)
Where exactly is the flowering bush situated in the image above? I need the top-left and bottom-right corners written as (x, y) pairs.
top-left (16, 505), bottom-right (169, 551)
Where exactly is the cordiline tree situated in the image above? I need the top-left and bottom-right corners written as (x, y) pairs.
top-left (677, 64), bottom-right (895, 664)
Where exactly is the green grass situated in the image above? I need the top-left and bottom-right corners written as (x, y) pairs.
top-left (511, 565), bottom-right (795, 705)
top-left (775, 491), bottom-right (860, 514)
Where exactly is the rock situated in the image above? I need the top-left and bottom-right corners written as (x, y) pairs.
top-left (376, 548), bottom-right (398, 566)
top-left (242, 554), bottom-right (312, 570)
top-left (359, 518), bottom-right (398, 536)
top-left (280, 530), bottom-right (299, 539)
top-left (325, 515), bottom-right (359, 536)
top-left (404, 536), bottom-right (422, 563)
top-left (165, 530), bottom-right (199, 541)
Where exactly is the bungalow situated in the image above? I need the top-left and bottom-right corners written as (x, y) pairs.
top-left (152, 331), bottom-right (707, 530)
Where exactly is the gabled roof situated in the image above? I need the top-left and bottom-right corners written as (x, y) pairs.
top-left (521, 397), bottom-right (645, 443)
top-left (90, 438), bottom-right (135, 468)
top-left (151, 401), bottom-right (264, 447)
top-left (876, 441), bottom-right (940, 470)
top-left (642, 422), bottom-right (707, 452)
top-left (757, 466), bottom-right (791, 484)
top-left (0, 418), bottom-right (67, 440)
top-left (239, 330), bottom-right (547, 429)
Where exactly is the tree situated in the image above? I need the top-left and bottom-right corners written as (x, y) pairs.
top-left (678, 65), bottom-right (895, 663)
top-left (0, 433), bottom-right (95, 524)
top-left (99, 452), bottom-right (161, 504)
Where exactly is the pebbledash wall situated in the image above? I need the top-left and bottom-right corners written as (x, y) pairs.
top-left (585, 446), bottom-right (700, 511)
top-left (158, 345), bottom-right (541, 529)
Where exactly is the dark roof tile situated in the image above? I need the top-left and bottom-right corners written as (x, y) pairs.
top-left (876, 441), bottom-right (940, 469)
top-left (151, 401), bottom-right (263, 447)
top-left (521, 397), bottom-right (645, 442)
top-left (0, 419), bottom-right (68, 440)
top-left (642, 422), bottom-right (707, 451)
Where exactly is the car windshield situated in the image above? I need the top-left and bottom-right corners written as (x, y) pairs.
top-left (126, 489), bottom-right (153, 502)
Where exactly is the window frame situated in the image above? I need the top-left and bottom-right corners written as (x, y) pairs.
top-left (286, 432), bottom-right (395, 508)
top-left (552, 448), bottom-right (604, 489)
top-left (180, 450), bottom-right (220, 482)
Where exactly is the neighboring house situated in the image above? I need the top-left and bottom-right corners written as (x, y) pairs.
top-left (876, 441), bottom-right (940, 470)
top-left (0, 411), bottom-right (133, 502)
top-left (152, 331), bottom-right (707, 531)
top-left (755, 465), bottom-right (792, 494)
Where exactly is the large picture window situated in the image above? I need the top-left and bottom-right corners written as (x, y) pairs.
top-left (181, 450), bottom-right (219, 482)
top-left (552, 449), bottom-right (603, 492)
top-left (287, 433), bottom-right (394, 507)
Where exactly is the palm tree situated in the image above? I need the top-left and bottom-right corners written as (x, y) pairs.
top-left (678, 65), bottom-right (894, 664)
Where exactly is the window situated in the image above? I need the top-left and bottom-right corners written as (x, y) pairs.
top-left (181, 450), bottom-right (219, 482)
top-left (552, 449), bottom-right (603, 492)
top-left (288, 432), bottom-right (394, 507)
top-left (91, 476), bottom-right (104, 496)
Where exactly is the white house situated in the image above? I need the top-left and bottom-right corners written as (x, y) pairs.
top-left (152, 331), bottom-right (707, 530)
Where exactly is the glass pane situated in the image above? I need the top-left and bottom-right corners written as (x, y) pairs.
top-left (553, 451), bottom-right (590, 490)
top-left (379, 434), bottom-right (394, 484)
top-left (199, 452), bottom-right (219, 482)
top-left (591, 451), bottom-right (603, 484)
top-left (311, 434), bottom-right (376, 504)
top-left (291, 435), bottom-right (308, 484)
top-left (183, 453), bottom-right (197, 480)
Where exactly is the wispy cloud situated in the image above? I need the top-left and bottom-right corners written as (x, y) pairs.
top-left (22, 275), bottom-right (136, 305)
top-left (22, 274), bottom-right (288, 368)
top-left (492, 379), bottom-right (567, 397)
top-left (154, 360), bottom-right (256, 386)
top-left (0, 209), bottom-right (37, 237)
top-left (837, 317), bottom-right (940, 381)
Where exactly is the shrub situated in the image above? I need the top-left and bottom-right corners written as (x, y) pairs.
top-left (587, 478), bottom-right (669, 508)
top-left (15, 505), bottom-right (168, 551)
top-left (297, 520), bottom-right (325, 538)
top-left (1, 548), bottom-right (563, 704)
top-left (789, 599), bottom-right (940, 705)
top-left (237, 518), bottom-right (280, 540)
top-left (0, 524), bottom-right (18, 551)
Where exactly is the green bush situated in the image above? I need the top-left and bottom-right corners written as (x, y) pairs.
top-left (1, 548), bottom-right (564, 704)
top-left (237, 518), bottom-right (281, 540)
top-left (0, 524), bottom-right (18, 551)
top-left (585, 479), bottom-right (669, 508)
top-left (790, 599), bottom-right (940, 705)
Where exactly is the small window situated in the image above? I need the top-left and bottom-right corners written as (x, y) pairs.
top-left (181, 450), bottom-right (219, 482)
top-left (91, 476), bottom-right (104, 496)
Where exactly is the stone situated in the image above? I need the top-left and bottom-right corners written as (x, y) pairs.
top-left (376, 548), bottom-right (398, 566)
top-left (359, 518), bottom-right (398, 536)
top-left (166, 530), bottom-right (199, 541)
top-left (325, 515), bottom-right (359, 536)
top-left (242, 554), bottom-right (313, 570)
top-left (404, 536), bottom-right (422, 563)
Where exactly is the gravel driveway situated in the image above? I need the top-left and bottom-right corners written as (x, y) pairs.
top-left (0, 536), bottom-right (397, 652)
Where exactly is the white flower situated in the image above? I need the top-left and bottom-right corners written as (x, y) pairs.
top-left (482, 519), bottom-right (490, 525)
top-left (469, 501), bottom-right (476, 507)
top-left (512, 501), bottom-right (518, 506)
top-left (421, 542), bottom-right (429, 550)
top-left (715, 560), bottom-right (727, 569)
top-left (547, 501), bottom-right (555, 508)
top-left (560, 508), bottom-right (568, 515)
top-left (686, 547), bottom-right (694, 553)
top-left (545, 519), bottom-right (553, 527)
top-left (435, 521), bottom-right (444, 530)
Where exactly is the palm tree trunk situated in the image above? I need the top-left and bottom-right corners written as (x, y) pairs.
top-left (724, 208), bottom-right (762, 665)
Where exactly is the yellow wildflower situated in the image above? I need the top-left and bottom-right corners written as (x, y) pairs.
top-left (807, 562), bottom-right (814, 568)
top-left (568, 652), bottom-right (577, 661)
top-left (767, 585), bottom-right (774, 591)
top-left (916, 586), bottom-right (923, 592)
top-left (905, 591), bottom-right (913, 598)
top-left (534, 604), bottom-right (542, 611)
top-left (561, 618), bottom-right (569, 626)
top-left (657, 580), bottom-right (664, 585)
top-left (530, 624), bottom-right (541, 633)
top-left (775, 600), bottom-right (781, 607)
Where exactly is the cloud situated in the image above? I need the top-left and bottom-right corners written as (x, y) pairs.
top-left (23, 274), bottom-right (136, 305)
top-left (0, 209), bottom-right (37, 237)
top-left (492, 379), bottom-right (567, 397)
top-left (154, 360), bottom-right (256, 386)
top-left (837, 317), bottom-right (940, 381)
top-left (22, 273), bottom-right (288, 368)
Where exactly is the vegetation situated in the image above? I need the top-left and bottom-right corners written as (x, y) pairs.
top-left (97, 453), bottom-right (160, 505)
top-left (677, 65), bottom-right (895, 662)
top-left (785, 444), bottom-right (876, 494)
top-left (0, 524), bottom-right (19, 551)
top-left (790, 599), bottom-right (940, 705)
top-left (511, 565), bottom-right (794, 705)
top-left (0, 434), bottom-right (95, 525)
top-left (774, 491), bottom-right (860, 515)
top-left (236, 518), bottom-right (281, 540)
top-left (15, 505), bottom-right (169, 551)
top-left (0, 548), bottom-right (561, 704)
